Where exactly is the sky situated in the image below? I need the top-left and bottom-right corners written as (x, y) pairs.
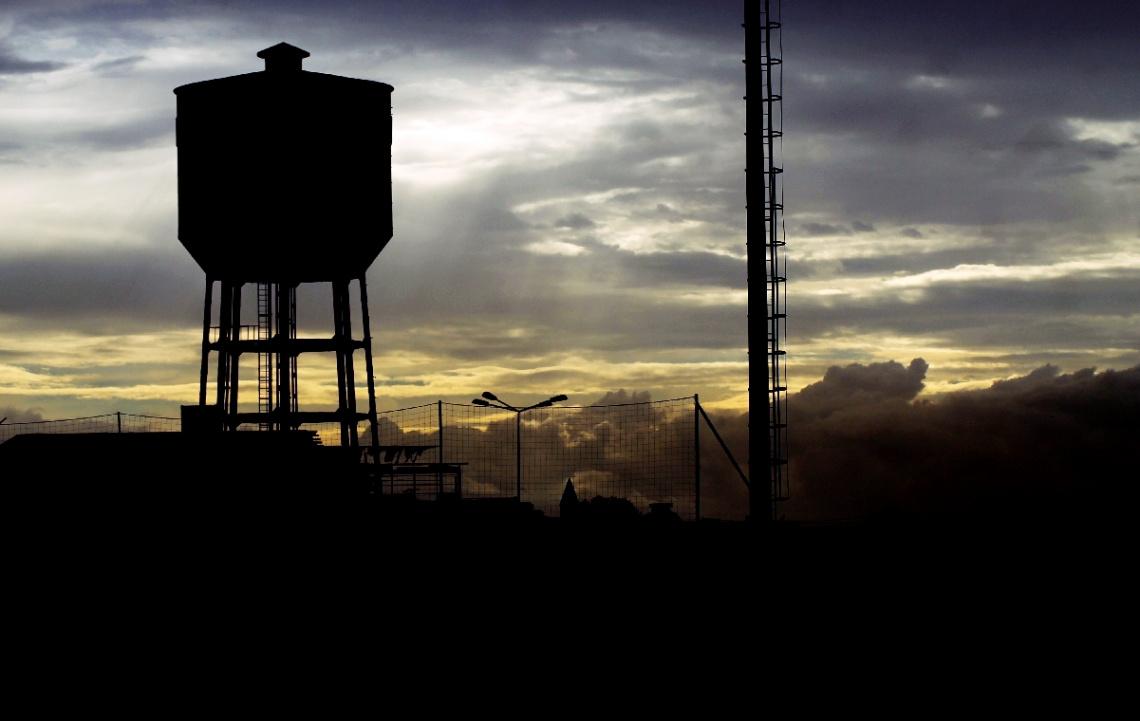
top-left (2, 1), bottom-right (1138, 520)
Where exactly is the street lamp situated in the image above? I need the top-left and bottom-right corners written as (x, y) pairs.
top-left (471, 392), bottom-right (569, 501)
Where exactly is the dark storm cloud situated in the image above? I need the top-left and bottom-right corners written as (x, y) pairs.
top-left (0, 250), bottom-right (202, 331)
top-left (786, 1), bottom-right (1140, 235)
top-left (838, 246), bottom-right (1022, 276)
top-left (554, 213), bottom-right (595, 229)
top-left (792, 69), bottom-right (1136, 157)
top-left (793, 274), bottom-right (1140, 349)
top-left (987, 363), bottom-right (1074, 394)
top-left (5, 0), bottom-right (742, 71)
top-left (783, 256), bottom-right (818, 280)
top-left (791, 122), bottom-right (1126, 228)
top-left (592, 389), bottom-right (651, 405)
top-left (0, 406), bottom-right (44, 424)
top-left (919, 277), bottom-right (1140, 319)
top-left (475, 208), bottom-right (531, 233)
top-left (0, 45), bottom-right (66, 75)
top-left (333, 0), bottom-right (741, 73)
top-left (696, 407), bottom-right (750, 521)
top-left (651, 203), bottom-right (683, 222)
top-left (783, 361), bottom-right (1139, 523)
top-left (620, 249), bottom-right (744, 288)
top-left (541, 239), bottom-right (744, 288)
top-left (92, 55), bottom-right (146, 77)
top-left (374, 295), bottom-right (745, 362)
top-left (0, 140), bottom-right (25, 162)
top-left (789, 1), bottom-right (1140, 105)
top-left (799, 222), bottom-right (847, 237)
top-left (792, 358), bottom-right (927, 422)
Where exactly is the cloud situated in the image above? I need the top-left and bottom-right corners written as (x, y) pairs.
top-left (0, 250), bottom-right (202, 330)
top-left (789, 261), bottom-right (1140, 370)
top-left (377, 391), bottom-right (703, 516)
top-left (591, 389), bottom-right (651, 405)
top-left (783, 361), bottom-right (1139, 524)
top-left (800, 222), bottom-right (847, 237)
top-left (71, 115), bottom-right (173, 152)
top-left (988, 363), bottom-right (1067, 393)
top-left (788, 1), bottom-right (1140, 239)
top-left (792, 358), bottom-right (928, 422)
top-left (0, 46), bottom-right (66, 75)
top-left (92, 55), bottom-right (146, 76)
top-left (0, 406), bottom-right (44, 424)
top-left (554, 212), bottom-right (595, 229)
top-left (653, 203), bottom-right (684, 222)
top-left (697, 407), bottom-right (750, 520)
top-left (1, 0), bottom-right (1137, 428)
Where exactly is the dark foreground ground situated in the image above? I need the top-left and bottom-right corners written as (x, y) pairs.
top-left (9, 434), bottom-right (1128, 708)
top-left (6, 431), bottom-right (1124, 577)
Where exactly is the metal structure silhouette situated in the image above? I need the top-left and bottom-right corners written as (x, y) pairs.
top-left (745, 1), bottom-right (788, 522)
top-left (175, 43), bottom-right (393, 445)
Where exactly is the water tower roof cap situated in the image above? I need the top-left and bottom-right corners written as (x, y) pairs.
top-left (257, 42), bottom-right (310, 72)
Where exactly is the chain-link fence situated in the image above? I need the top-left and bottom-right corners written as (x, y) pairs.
top-left (373, 398), bottom-right (697, 520)
top-left (2, 398), bottom-right (700, 519)
top-left (0, 413), bottom-right (349, 445)
top-left (0, 413), bottom-right (182, 441)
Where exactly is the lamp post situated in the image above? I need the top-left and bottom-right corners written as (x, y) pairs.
top-left (471, 392), bottom-right (568, 501)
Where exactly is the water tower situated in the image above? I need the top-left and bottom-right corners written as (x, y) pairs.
top-left (175, 43), bottom-right (393, 446)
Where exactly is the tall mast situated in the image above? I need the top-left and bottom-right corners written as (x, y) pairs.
top-left (746, 0), bottom-right (788, 522)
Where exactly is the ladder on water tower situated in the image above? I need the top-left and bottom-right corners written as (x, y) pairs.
top-left (257, 282), bottom-right (273, 430)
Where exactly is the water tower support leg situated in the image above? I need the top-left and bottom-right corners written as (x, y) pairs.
top-left (288, 284), bottom-right (298, 425)
top-left (332, 279), bottom-right (350, 446)
top-left (199, 277), bottom-right (213, 406)
top-left (275, 283), bottom-right (297, 431)
top-left (227, 282), bottom-right (242, 421)
top-left (358, 275), bottom-right (380, 453)
top-left (341, 282), bottom-right (359, 446)
top-left (215, 279), bottom-right (233, 413)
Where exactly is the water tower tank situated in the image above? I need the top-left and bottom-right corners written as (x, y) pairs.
top-left (174, 43), bottom-right (394, 283)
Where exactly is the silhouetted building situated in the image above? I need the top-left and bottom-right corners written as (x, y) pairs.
top-left (559, 478), bottom-right (579, 519)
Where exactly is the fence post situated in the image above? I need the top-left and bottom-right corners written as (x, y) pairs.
top-left (694, 395), bottom-right (701, 521)
top-left (117, 411), bottom-right (122, 434)
top-left (437, 400), bottom-right (444, 497)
